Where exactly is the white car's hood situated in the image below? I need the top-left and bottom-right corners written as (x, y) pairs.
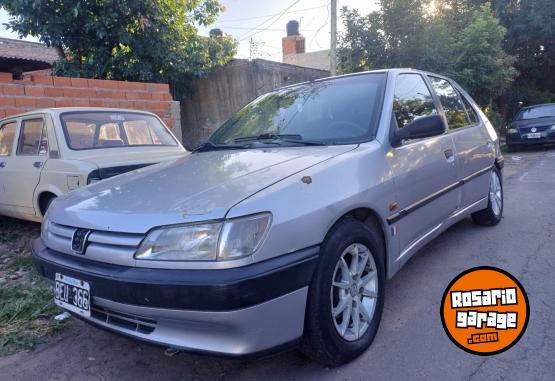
top-left (49, 145), bottom-right (357, 233)
top-left (71, 146), bottom-right (187, 168)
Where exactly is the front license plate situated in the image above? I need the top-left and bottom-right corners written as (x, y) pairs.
top-left (527, 132), bottom-right (541, 139)
top-left (54, 273), bottom-right (91, 317)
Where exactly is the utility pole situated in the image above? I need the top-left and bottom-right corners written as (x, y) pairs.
top-left (330, 0), bottom-right (337, 76)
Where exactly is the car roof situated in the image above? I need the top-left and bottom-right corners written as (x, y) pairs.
top-left (0, 107), bottom-right (158, 122)
top-left (274, 68), bottom-right (444, 92)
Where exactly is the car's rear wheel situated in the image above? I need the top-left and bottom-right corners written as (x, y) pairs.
top-left (472, 168), bottom-right (503, 226)
top-left (301, 218), bottom-right (385, 366)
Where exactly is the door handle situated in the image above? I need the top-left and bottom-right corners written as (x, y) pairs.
top-left (33, 161), bottom-right (43, 168)
top-left (444, 149), bottom-right (456, 166)
top-left (0, 162), bottom-right (6, 168)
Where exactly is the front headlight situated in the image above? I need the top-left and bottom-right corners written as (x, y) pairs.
top-left (135, 213), bottom-right (271, 262)
top-left (507, 128), bottom-right (518, 134)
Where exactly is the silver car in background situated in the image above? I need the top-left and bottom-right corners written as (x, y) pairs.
top-left (33, 69), bottom-right (504, 366)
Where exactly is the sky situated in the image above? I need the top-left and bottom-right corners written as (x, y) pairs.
top-left (0, 0), bottom-right (379, 61)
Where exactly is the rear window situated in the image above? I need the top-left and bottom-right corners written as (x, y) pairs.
top-left (60, 112), bottom-right (177, 150)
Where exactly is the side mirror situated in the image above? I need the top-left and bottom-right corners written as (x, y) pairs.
top-left (393, 115), bottom-right (446, 145)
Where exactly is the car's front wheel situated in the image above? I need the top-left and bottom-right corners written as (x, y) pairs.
top-left (472, 168), bottom-right (503, 226)
top-left (301, 218), bottom-right (385, 366)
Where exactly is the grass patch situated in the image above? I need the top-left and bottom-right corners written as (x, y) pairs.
top-left (0, 273), bottom-right (64, 356)
top-left (5, 255), bottom-right (34, 272)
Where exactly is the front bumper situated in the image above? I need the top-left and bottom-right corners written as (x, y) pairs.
top-left (32, 239), bottom-right (319, 356)
top-left (506, 131), bottom-right (555, 145)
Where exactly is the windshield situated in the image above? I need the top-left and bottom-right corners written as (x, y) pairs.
top-left (516, 105), bottom-right (555, 120)
top-left (60, 112), bottom-right (178, 150)
top-left (209, 74), bottom-right (386, 146)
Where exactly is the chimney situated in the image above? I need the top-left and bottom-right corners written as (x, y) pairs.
top-left (282, 20), bottom-right (305, 56)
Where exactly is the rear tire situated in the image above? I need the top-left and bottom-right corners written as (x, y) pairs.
top-left (301, 218), bottom-right (385, 367)
top-left (471, 168), bottom-right (503, 226)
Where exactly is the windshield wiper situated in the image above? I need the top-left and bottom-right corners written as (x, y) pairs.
top-left (234, 133), bottom-right (327, 146)
top-left (234, 133), bottom-right (303, 142)
top-left (192, 141), bottom-right (250, 153)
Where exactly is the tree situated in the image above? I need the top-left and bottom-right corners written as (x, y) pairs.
top-left (0, 0), bottom-right (237, 95)
top-left (492, 0), bottom-right (555, 105)
top-left (450, 4), bottom-right (517, 106)
top-left (338, 1), bottom-right (516, 107)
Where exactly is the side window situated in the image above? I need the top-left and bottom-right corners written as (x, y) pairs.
top-left (393, 74), bottom-right (437, 129)
top-left (429, 77), bottom-right (470, 130)
top-left (17, 118), bottom-right (47, 156)
top-left (0, 121), bottom-right (17, 156)
top-left (460, 93), bottom-right (479, 125)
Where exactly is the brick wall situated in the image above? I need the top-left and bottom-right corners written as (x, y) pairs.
top-left (0, 73), bottom-right (176, 131)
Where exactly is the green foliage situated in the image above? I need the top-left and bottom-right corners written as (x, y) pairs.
top-left (482, 107), bottom-right (503, 131)
top-left (0, 0), bottom-right (237, 97)
top-left (493, 0), bottom-right (555, 94)
top-left (338, 1), bottom-right (517, 107)
top-left (0, 279), bottom-right (64, 355)
top-left (449, 4), bottom-right (517, 105)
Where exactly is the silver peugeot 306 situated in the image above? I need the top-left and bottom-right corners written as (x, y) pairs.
top-left (33, 69), bottom-right (504, 366)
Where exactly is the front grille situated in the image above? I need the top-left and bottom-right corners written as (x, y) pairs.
top-left (91, 305), bottom-right (156, 334)
top-left (520, 126), bottom-right (549, 133)
top-left (44, 222), bottom-right (144, 265)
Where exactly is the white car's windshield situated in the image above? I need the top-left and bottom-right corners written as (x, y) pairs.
top-left (60, 112), bottom-right (177, 150)
top-left (209, 74), bottom-right (386, 147)
top-left (516, 105), bottom-right (555, 120)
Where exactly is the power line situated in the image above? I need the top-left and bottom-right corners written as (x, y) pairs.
top-left (238, 0), bottom-right (303, 42)
top-left (222, 26), bottom-right (318, 32)
top-left (216, 3), bottom-right (328, 23)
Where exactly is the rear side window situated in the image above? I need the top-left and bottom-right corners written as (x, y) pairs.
top-left (429, 77), bottom-right (470, 130)
top-left (393, 74), bottom-right (437, 129)
top-left (17, 118), bottom-right (47, 156)
top-left (0, 121), bottom-right (17, 156)
top-left (460, 94), bottom-right (479, 125)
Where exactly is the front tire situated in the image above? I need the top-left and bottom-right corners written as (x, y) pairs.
top-left (301, 218), bottom-right (385, 366)
top-left (471, 168), bottom-right (503, 226)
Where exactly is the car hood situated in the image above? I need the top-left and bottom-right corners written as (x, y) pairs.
top-left (510, 116), bottom-right (555, 129)
top-left (49, 145), bottom-right (357, 233)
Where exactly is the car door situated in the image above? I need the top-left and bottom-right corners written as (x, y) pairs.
top-left (387, 73), bottom-right (459, 263)
top-left (2, 116), bottom-right (49, 218)
top-left (0, 119), bottom-right (19, 214)
top-left (427, 76), bottom-right (493, 209)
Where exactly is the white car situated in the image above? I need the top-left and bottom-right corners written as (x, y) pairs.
top-left (0, 108), bottom-right (185, 222)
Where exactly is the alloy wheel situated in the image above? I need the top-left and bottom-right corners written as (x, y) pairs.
top-left (490, 171), bottom-right (502, 217)
top-left (330, 243), bottom-right (378, 341)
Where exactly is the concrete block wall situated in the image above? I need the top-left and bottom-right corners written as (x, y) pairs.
top-left (0, 73), bottom-right (177, 132)
top-left (180, 59), bottom-right (329, 150)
